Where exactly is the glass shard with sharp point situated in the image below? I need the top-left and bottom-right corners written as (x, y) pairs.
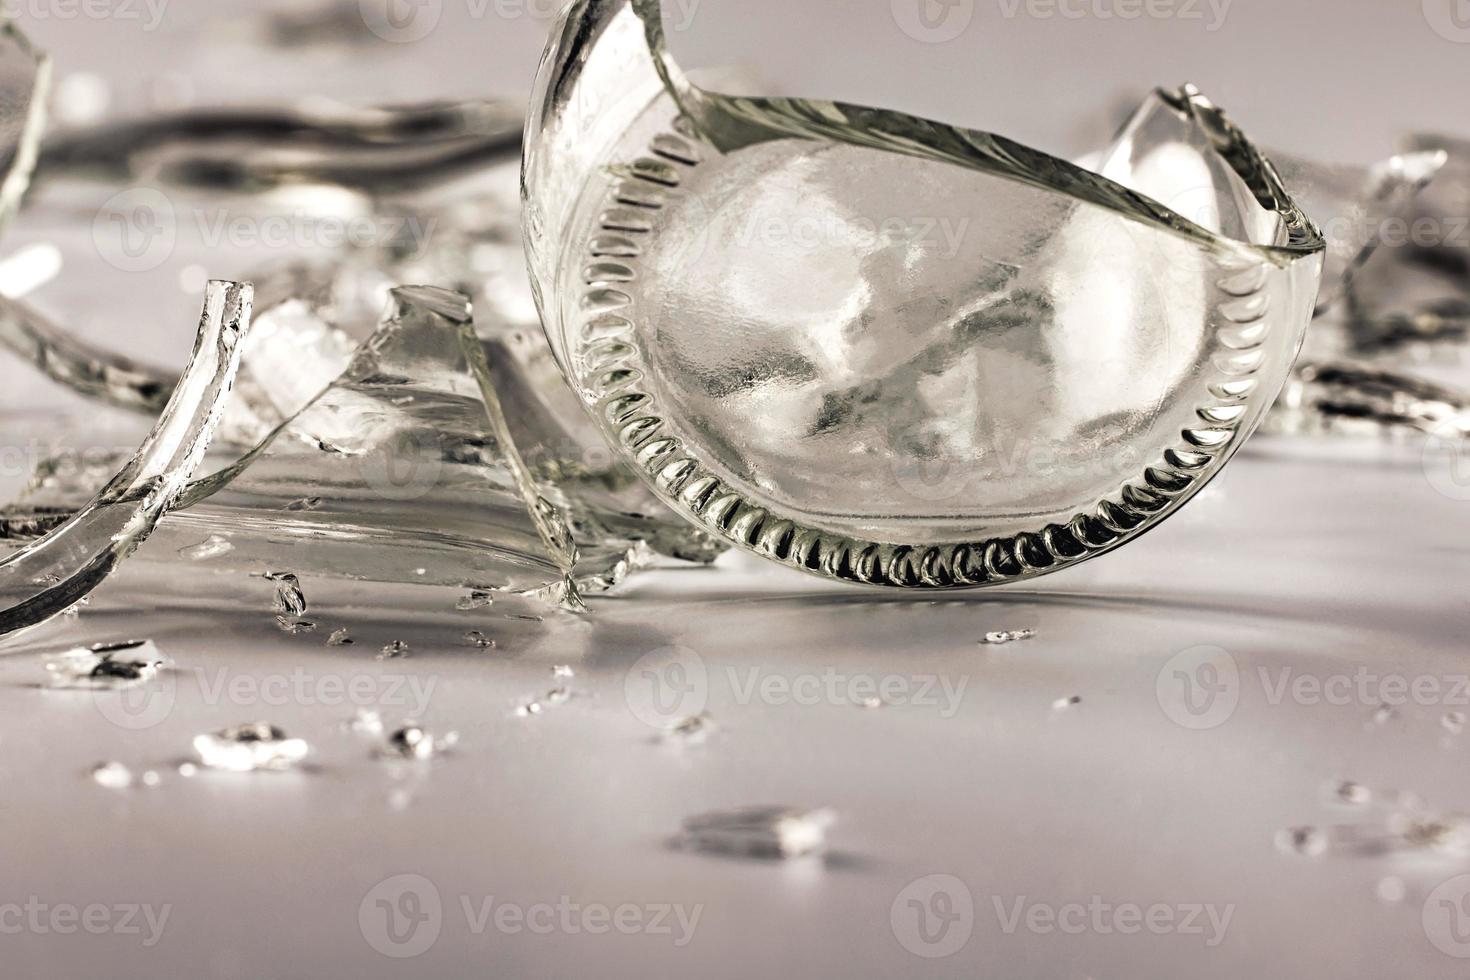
top-left (0, 280), bottom-right (252, 636)
top-left (524, 0), bottom-right (1326, 589)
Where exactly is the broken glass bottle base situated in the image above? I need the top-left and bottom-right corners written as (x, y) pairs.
top-left (524, 0), bottom-right (1326, 589)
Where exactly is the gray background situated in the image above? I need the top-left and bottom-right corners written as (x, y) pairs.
top-left (1, 1), bottom-right (1468, 978)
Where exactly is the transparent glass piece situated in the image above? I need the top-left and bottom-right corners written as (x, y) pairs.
top-left (1270, 363), bottom-right (1469, 440)
top-left (678, 806), bottom-right (835, 860)
top-left (0, 21), bottom-right (48, 230)
top-left (90, 761), bottom-right (134, 789)
top-left (40, 97), bottom-right (522, 194)
top-left (382, 725), bottom-right (457, 761)
top-left (234, 254), bottom-right (727, 573)
top-left (1254, 136), bottom-right (1470, 439)
top-left (524, 0), bottom-right (1325, 589)
top-left (0, 280), bottom-right (682, 597)
top-left (348, 158), bottom-right (730, 567)
top-left (1340, 134), bottom-right (1470, 365)
top-left (45, 638), bottom-right (165, 689)
top-left (161, 286), bottom-right (585, 603)
top-left (193, 723), bottom-right (308, 773)
top-left (0, 281), bottom-right (252, 636)
top-left (1262, 148), bottom-right (1447, 316)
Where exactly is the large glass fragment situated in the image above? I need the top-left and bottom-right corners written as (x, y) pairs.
top-left (523, 0), bottom-right (1326, 589)
top-left (0, 281), bottom-right (252, 636)
top-left (3, 287), bottom-right (605, 603)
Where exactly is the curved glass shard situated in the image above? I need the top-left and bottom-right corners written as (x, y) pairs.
top-left (0, 281), bottom-right (252, 636)
top-left (39, 97), bottom-right (522, 193)
top-left (0, 293), bottom-right (174, 413)
top-left (524, 0), bottom-right (1326, 589)
top-left (0, 20), bottom-right (49, 229)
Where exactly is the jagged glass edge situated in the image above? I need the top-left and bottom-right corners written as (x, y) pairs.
top-left (152, 286), bottom-right (585, 607)
top-left (524, 0), bottom-right (1328, 589)
top-left (0, 281), bottom-right (252, 636)
top-left (623, 0), bottom-right (1323, 264)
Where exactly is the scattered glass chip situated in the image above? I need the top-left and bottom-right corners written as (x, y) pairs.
top-left (661, 712), bottom-right (715, 744)
top-left (275, 617), bottom-right (317, 635)
top-left (379, 640), bottom-right (410, 660)
top-left (1391, 813), bottom-right (1470, 856)
top-left (326, 628), bottom-right (354, 647)
top-left (1370, 704), bottom-right (1397, 726)
top-left (264, 572), bottom-right (308, 617)
top-left (178, 534), bottom-right (233, 561)
top-left (349, 709), bottom-right (384, 735)
top-left (463, 631), bottom-right (495, 650)
top-left (1276, 826), bottom-right (1328, 858)
top-left (46, 640), bottom-right (165, 690)
top-left (515, 687), bottom-right (570, 717)
top-left (456, 590), bottom-right (494, 611)
top-left (680, 806), bottom-right (836, 860)
top-left (981, 630), bottom-right (1035, 646)
top-left (90, 761), bottom-right (133, 789)
top-left (193, 723), bottom-right (309, 773)
top-left (382, 725), bottom-right (458, 761)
